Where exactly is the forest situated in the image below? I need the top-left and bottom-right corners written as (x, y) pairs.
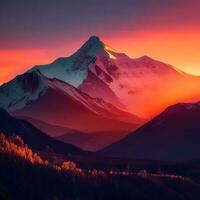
top-left (0, 133), bottom-right (200, 200)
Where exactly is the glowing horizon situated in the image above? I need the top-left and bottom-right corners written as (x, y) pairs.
top-left (1, 30), bottom-right (200, 85)
top-left (1, 0), bottom-right (200, 84)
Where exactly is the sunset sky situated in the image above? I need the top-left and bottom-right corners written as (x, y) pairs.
top-left (1, 0), bottom-right (200, 84)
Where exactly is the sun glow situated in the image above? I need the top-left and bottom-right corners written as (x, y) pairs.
top-left (104, 45), bottom-right (117, 59)
top-left (105, 28), bottom-right (200, 76)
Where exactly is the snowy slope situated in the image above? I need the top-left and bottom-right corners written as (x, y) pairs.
top-left (0, 70), bottom-right (48, 111)
top-left (29, 36), bottom-right (106, 87)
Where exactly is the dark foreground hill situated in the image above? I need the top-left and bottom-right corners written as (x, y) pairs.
top-left (102, 102), bottom-right (200, 161)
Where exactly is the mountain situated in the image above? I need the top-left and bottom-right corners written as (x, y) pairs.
top-left (1, 35), bottom-right (199, 152)
top-left (56, 130), bottom-right (132, 151)
top-left (0, 70), bottom-right (141, 150)
top-left (0, 70), bottom-right (140, 131)
top-left (0, 107), bottom-right (87, 155)
top-left (15, 116), bottom-right (133, 151)
top-left (29, 36), bottom-right (200, 118)
top-left (29, 36), bottom-right (123, 108)
top-left (101, 102), bottom-right (200, 161)
top-left (15, 116), bottom-right (76, 137)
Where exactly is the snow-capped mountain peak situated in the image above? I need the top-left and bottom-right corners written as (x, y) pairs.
top-left (26, 36), bottom-right (200, 117)
top-left (28, 36), bottom-right (112, 87)
top-left (72, 35), bottom-right (118, 59)
top-left (72, 35), bottom-right (105, 57)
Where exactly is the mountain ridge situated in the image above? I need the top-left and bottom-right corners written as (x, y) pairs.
top-left (0, 107), bottom-right (87, 155)
top-left (0, 70), bottom-right (141, 150)
top-left (101, 101), bottom-right (200, 161)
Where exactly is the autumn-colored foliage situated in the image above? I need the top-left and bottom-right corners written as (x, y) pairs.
top-left (0, 133), bottom-right (48, 165)
top-left (0, 132), bottom-right (193, 182)
top-left (0, 133), bottom-right (82, 174)
top-left (0, 133), bottom-right (199, 200)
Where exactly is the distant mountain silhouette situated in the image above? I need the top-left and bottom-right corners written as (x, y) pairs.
top-left (102, 102), bottom-right (200, 161)
top-left (0, 108), bottom-right (87, 155)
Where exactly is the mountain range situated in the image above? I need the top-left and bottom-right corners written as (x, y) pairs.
top-left (0, 35), bottom-right (200, 154)
top-left (0, 107), bottom-right (87, 155)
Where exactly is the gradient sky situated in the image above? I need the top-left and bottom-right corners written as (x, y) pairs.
top-left (1, 0), bottom-right (200, 84)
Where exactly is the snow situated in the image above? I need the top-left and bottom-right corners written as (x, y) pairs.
top-left (28, 36), bottom-right (106, 87)
top-left (0, 69), bottom-right (131, 121)
top-left (29, 58), bottom-right (88, 87)
top-left (0, 71), bottom-right (48, 111)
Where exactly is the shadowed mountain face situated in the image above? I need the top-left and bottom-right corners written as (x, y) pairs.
top-left (0, 108), bottom-right (87, 155)
top-left (30, 36), bottom-right (200, 118)
top-left (56, 130), bottom-right (133, 151)
top-left (101, 102), bottom-right (200, 161)
top-left (15, 116), bottom-right (77, 137)
top-left (15, 115), bottom-right (133, 151)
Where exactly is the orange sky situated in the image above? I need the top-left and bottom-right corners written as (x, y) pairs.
top-left (1, 1), bottom-right (200, 85)
top-left (106, 28), bottom-right (200, 76)
top-left (1, 27), bottom-right (200, 85)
